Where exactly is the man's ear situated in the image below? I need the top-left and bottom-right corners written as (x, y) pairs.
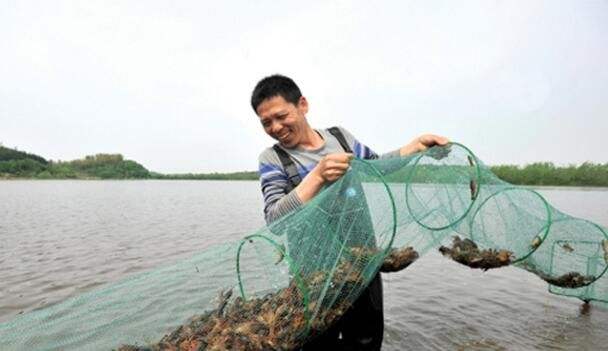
top-left (297, 96), bottom-right (309, 114)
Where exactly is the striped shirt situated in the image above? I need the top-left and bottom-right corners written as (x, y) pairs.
top-left (258, 126), bottom-right (400, 224)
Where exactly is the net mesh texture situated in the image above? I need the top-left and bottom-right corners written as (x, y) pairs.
top-left (1, 143), bottom-right (607, 350)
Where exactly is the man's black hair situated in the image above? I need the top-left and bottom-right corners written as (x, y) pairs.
top-left (251, 74), bottom-right (302, 113)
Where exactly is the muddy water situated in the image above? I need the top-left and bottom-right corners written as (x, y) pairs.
top-left (1, 181), bottom-right (607, 350)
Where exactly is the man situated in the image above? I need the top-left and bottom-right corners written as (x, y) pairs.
top-left (252, 74), bottom-right (448, 350)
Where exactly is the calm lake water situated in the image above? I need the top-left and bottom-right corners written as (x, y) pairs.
top-left (1, 181), bottom-right (608, 350)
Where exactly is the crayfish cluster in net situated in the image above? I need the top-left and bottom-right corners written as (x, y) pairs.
top-left (118, 282), bottom-right (306, 351)
top-left (540, 271), bottom-right (596, 289)
top-left (349, 246), bottom-right (419, 272)
top-left (519, 261), bottom-right (597, 289)
top-left (117, 280), bottom-right (325, 350)
top-left (381, 246), bottom-right (420, 272)
top-left (116, 244), bottom-right (417, 351)
top-left (438, 236), bottom-right (513, 271)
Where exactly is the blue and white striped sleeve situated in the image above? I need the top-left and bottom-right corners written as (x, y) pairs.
top-left (352, 139), bottom-right (379, 160)
top-left (258, 151), bottom-right (303, 224)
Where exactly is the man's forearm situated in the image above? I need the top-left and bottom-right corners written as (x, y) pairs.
top-left (294, 170), bottom-right (325, 204)
top-left (263, 172), bottom-right (324, 224)
top-left (264, 191), bottom-right (303, 224)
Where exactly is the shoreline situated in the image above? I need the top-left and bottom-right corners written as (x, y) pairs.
top-left (2, 177), bottom-right (608, 190)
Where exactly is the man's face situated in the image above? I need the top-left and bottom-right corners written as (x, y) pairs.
top-left (256, 95), bottom-right (309, 148)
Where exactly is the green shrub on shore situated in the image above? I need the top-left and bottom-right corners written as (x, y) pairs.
top-left (0, 145), bottom-right (47, 164)
top-left (0, 158), bottom-right (46, 176)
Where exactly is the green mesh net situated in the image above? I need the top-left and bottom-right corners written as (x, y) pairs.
top-left (1, 143), bottom-right (607, 350)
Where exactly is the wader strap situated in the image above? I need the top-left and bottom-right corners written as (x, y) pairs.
top-left (328, 127), bottom-right (353, 153)
top-left (273, 144), bottom-right (302, 193)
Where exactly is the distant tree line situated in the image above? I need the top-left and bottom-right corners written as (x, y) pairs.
top-left (151, 171), bottom-right (258, 180)
top-left (1, 145), bottom-right (607, 186)
top-left (0, 145), bottom-right (257, 180)
top-left (490, 162), bottom-right (608, 187)
top-left (0, 146), bottom-right (149, 179)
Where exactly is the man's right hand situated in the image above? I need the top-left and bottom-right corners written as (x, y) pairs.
top-left (311, 153), bottom-right (354, 183)
top-left (295, 153), bottom-right (354, 204)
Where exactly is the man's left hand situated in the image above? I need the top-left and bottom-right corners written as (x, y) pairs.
top-left (399, 134), bottom-right (449, 157)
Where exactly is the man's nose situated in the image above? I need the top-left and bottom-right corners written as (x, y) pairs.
top-left (271, 121), bottom-right (283, 134)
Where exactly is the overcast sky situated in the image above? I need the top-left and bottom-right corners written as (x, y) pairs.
top-left (1, 1), bottom-right (607, 173)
